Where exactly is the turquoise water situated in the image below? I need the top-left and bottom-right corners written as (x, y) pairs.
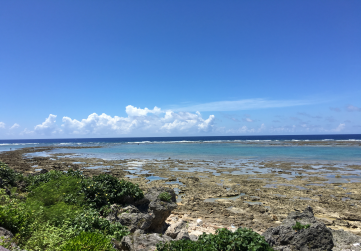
top-left (1, 135), bottom-right (360, 163)
top-left (49, 142), bottom-right (361, 163)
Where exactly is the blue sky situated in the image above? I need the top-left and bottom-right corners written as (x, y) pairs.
top-left (1, 0), bottom-right (360, 139)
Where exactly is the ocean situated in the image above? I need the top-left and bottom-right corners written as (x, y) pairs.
top-left (1, 134), bottom-right (361, 163)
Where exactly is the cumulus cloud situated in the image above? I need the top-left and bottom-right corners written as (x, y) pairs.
top-left (125, 105), bottom-right (161, 117)
top-left (0, 122), bottom-right (5, 129)
top-left (34, 114), bottom-right (60, 135)
top-left (347, 105), bottom-right (361, 112)
top-left (60, 106), bottom-right (215, 135)
top-left (10, 123), bottom-right (20, 130)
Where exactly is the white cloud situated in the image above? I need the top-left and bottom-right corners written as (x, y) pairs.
top-left (125, 105), bottom-right (161, 117)
top-left (0, 122), bottom-right (5, 129)
top-left (227, 123), bottom-right (265, 134)
top-left (10, 123), bottom-right (20, 130)
top-left (61, 107), bottom-right (215, 135)
top-left (332, 123), bottom-right (345, 132)
top-left (245, 118), bottom-right (253, 122)
top-left (34, 114), bottom-right (60, 135)
top-left (347, 105), bottom-right (361, 112)
top-left (172, 98), bottom-right (316, 112)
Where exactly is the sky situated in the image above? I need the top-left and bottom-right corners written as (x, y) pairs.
top-left (0, 0), bottom-right (360, 139)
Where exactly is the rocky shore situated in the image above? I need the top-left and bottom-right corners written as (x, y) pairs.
top-left (1, 146), bottom-right (361, 250)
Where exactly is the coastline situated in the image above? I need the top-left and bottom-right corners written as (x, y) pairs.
top-left (1, 145), bottom-right (360, 238)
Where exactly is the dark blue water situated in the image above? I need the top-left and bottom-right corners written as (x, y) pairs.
top-left (1, 134), bottom-right (361, 145)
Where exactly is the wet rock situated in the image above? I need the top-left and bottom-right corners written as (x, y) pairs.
top-left (262, 207), bottom-right (334, 251)
top-left (145, 187), bottom-right (177, 233)
top-left (165, 220), bottom-right (187, 239)
top-left (121, 233), bottom-right (172, 251)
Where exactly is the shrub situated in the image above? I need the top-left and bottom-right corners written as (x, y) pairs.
top-left (0, 161), bottom-right (20, 188)
top-left (68, 208), bottom-right (129, 241)
top-left (158, 192), bottom-right (172, 202)
top-left (26, 175), bottom-right (84, 225)
top-left (26, 169), bottom-right (83, 190)
top-left (61, 231), bottom-right (116, 251)
top-left (22, 222), bottom-right (75, 251)
top-left (157, 228), bottom-right (274, 251)
top-left (292, 221), bottom-right (310, 231)
top-left (0, 189), bottom-right (33, 237)
top-left (82, 174), bottom-right (144, 209)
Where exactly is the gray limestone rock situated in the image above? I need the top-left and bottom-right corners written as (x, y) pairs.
top-left (0, 227), bottom-right (13, 240)
top-left (262, 207), bottom-right (334, 251)
top-left (107, 204), bottom-right (154, 232)
top-left (331, 229), bottom-right (361, 251)
top-left (121, 233), bottom-right (172, 251)
top-left (165, 220), bottom-right (187, 239)
top-left (175, 229), bottom-right (190, 240)
top-left (145, 187), bottom-right (177, 233)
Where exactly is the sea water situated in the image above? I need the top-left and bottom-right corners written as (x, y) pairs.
top-left (0, 134), bottom-right (361, 164)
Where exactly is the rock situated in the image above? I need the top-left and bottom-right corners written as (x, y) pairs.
top-left (107, 205), bottom-right (155, 233)
top-left (262, 207), bottom-right (334, 251)
top-left (331, 229), bottom-right (361, 251)
top-left (175, 229), bottom-right (190, 240)
top-left (0, 227), bottom-right (16, 251)
top-left (165, 220), bottom-right (187, 239)
top-left (121, 233), bottom-right (172, 251)
top-left (145, 187), bottom-right (177, 233)
top-left (0, 227), bottom-right (14, 240)
top-left (189, 234), bottom-right (199, 241)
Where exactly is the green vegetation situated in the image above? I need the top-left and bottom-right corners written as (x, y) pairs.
top-left (0, 161), bottom-right (22, 188)
top-left (158, 191), bottom-right (172, 202)
top-left (0, 161), bottom-right (143, 250)
top-left (62, 232), bottom-right (116, 251)
top-left (82, 173), bottom-right (144, 209)
top-left (156, 227), bottom-right (274, 251)
top-left (292, 221), bottom-right (310, 231)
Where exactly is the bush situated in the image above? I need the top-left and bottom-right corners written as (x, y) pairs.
top-left (26, 169), bottom-right (83, 191)
top-left (292, 221), bottom-right (310, 231)
top-left (22, 222), bottom-right (75, 251)
top-left (158, 192), bottom-right (172, 202)
top-left (0, 189), bottom-right (33, 237)
top-left (157, 228), bottom-right (274, 251)
top-left (0, 161), bottom-right (20, 188)
top-left (82, 174), bottom-right (144, 209)
top-left (68, 208), bottom-right (129, 241)
top-left (61, 231), bottom-right (115, 251)
top-left (26, 175), bottom-right (84, 225)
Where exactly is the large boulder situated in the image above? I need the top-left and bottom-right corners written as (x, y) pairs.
top-left (107, 205), bottom-right (155, 233)
top-left (107, 187), bottom-right (177, 234)
top-left (145, 187), bottom-right (177, 233)
top-left (262, 207), bottom-right (334, 251)
top-left (120, 233), bottom-right (172, 251)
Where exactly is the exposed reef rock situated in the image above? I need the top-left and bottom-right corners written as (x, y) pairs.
top-left (262, 207), bottom-right (334, 251)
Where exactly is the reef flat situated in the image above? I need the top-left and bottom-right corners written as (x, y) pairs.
top-left (1, 145), bottom-right (361, 237)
